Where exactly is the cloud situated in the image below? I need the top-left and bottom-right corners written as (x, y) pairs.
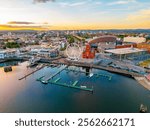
top-left (1, 21), bottom-right (50, 30)
top-left (7, 21), bottom-right (35, 25)
top-left (0, 24), bottom-right (49, 30)
top-left (70, 2), bottom-right (86, 7)
top-left (33, 0), bottom-right (55, 3)
top-left (108, 0), bottom-right (137, 5)
top-left (127, 9), bottom-right (150, 21)
top-left (59, 2), bottom-right (86, 7)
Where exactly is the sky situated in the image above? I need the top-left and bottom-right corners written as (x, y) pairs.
top-left (0, 0), bottom-right (150, 30)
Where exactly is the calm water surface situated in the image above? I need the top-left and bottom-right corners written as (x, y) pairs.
top-left (0, 61), bottom-right (150, 113)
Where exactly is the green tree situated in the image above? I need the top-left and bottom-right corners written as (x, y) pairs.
top-left (67, 35), bottom-right (75, 44)
top-left (6, 42), bottom-right (20, 48)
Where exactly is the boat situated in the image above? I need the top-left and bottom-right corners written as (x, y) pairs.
top-left (139, 104), bottom-right (148, 113)
top-left (4, 66), bottom-right (12, 72)
top-left (50, 64), bottom-right (58, 68)
top-left (89, 73), bottom-right (94, 77)
top-left (80, 86), bottom-right (87, 88)
top-left (36, 64), bottom-right (43, 69)
top-left (41, 80), bottom-right (48, 84)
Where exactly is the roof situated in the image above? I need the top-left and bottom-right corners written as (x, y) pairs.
top-left (146, 74), bottom-right (150, 81)
top-left (89, 35), bottom-right (117, 44)
top-left (123, 36), bottom-right (146, 44)
top-left (105, 48), bottom-right (146, 55)
top-left (0, 49), bottom-right (17, 53)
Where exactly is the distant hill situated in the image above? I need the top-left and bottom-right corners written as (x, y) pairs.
top-left (0, 29), bottom-right (150, 34)
top-left (0, 30), bottom-right (37, 33)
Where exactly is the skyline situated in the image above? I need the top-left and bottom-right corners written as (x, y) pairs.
top-left (0, 0), bottom-right (150, 30)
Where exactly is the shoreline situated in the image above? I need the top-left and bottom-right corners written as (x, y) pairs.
top-left (1, 58), bottom-right (150, 91)
top-left (134, 77), bottom-right (150, 91)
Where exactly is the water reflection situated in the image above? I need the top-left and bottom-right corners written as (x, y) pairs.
top-left (0, 61), bottom-right (149, 113)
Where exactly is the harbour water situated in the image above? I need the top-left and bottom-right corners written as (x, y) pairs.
top-left (0, 61), bottom-right (150, 113)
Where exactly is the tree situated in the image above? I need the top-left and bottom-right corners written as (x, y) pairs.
top-left (67, 35), bottom-right (75, 44)
top-left (6, 42), bottom-right (20, 48)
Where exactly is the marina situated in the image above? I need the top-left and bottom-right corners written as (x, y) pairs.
top-left (0, 61), bottom-right (150, 113)
top-left (36, 65), bottom-right (93, 92)
top-left (38, 77), bottom-right (93, 92)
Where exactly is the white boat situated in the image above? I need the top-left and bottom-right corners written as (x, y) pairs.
top-left (80, 86), bottom-right (87, 88)
top-left (41, 80), bottom-right (48, 84)
top-left (89, 73), bottom-right (94, 77)
top-left (140, 104), bottom-right (147, 113)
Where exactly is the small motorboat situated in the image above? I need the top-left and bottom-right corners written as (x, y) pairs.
top-left (89, 73), bottom-right (94, 78)
top-left (140, 104), bottom-right (148, 113)
top-left (81, 86), bottom-right (87, 88)
top-left (41, 80), bottom-right (48, 84)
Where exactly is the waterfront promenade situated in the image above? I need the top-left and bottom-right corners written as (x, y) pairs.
top-left (52, 59), bottom-right (143, 77)
top-left (50, 58), bottom-right (150, 91)
top-left (134, 77), bottom-right (150, 90)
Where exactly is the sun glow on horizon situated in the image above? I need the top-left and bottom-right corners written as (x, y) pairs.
top-left (0, 0), bottom-right (150, 30)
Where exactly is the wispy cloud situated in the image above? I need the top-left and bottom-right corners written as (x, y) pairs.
top-left (59, 1), bottom-right (87, 7)
top-left (33, 0), bottom-right (55, 4)
top-left (127, 9), bottom-right (150, 21)
top-left (0, 24), bottom-right (48, 30)
top-left (94, 2), bottom-right (102, 5)
top-left (58, 0), bottom-right (103, 7)
top-left (7, 21), bottom-right (35, 25)
top-left (108, 0), bottom-right (137, 5)
top-left (70, 2), bottom-right (86, 7)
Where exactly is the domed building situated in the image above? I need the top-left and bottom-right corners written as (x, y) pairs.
top-left (88, 35), bottom-right (117, 51)
top-left (89, 35), bottom-right (117, 44)
top-left (82, 35), bottom-right (118, 59)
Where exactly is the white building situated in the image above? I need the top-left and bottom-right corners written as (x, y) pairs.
top-left (0, 51), bottom-right (6, 59)
top-left (30, 48), bottom-right (59, 58)
top-left (123, 36), bottom-right (146, 44)
top-left (0, 49), bottom-right (17, 59)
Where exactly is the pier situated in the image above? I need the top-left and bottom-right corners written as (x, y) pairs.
top-left (19, 64), bottom-right (45, 80)
top-left (36, 65), bottom-right (93, 92)
top-left (65, 67), bottom-right (112, 80)
top-left (49, 79), bottom-right (93, 92)
top-left (41, 65), bottom-right (68, 82)
top-left (37, 77), bottom-right (93, 92)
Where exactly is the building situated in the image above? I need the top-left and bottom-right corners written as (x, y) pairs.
top-left (30, 48), bottom-right (59, 58)
top-left (82, 44), bottom-right (95, 59)
top-left (136, 43), bottom-right (150, 53)
top-left (146, 74), bottom-right (150, 82)
top-left (0, 50), bottom-right (6, 59)
top-left (88, 35), bottom-right (117, 51)
top-left (123, 36), bottom-right (146, 44)
top-left (105, 47), bottom-right (147, 60)
top-left (0, 49), bottom-right (17, 59)
top-left (89, 35), bottom-right (117, 44)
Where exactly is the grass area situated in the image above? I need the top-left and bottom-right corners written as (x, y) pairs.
top-left (139, 59), bottom-right (150, 67)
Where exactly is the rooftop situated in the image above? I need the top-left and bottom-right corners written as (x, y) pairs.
top-left (105, 48), bottom-right (146, 55)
